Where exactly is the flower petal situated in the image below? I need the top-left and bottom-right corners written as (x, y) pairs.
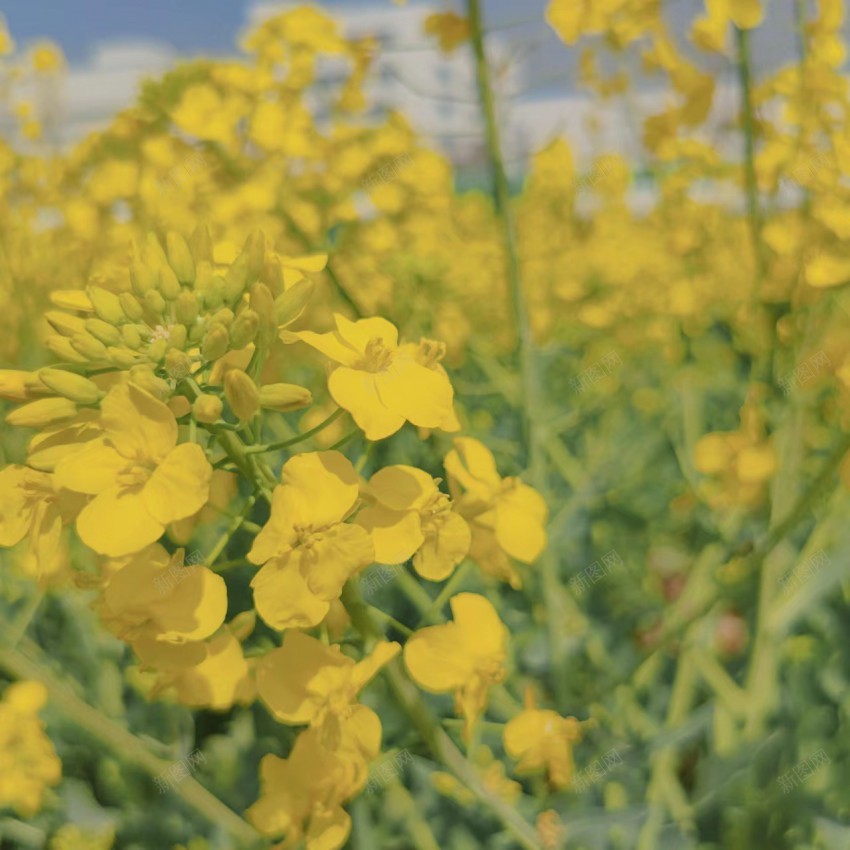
top-left (251, 556), bottom-right (329, 630)
top-left (54, 439), bottom-right (127, 495)
top-left (143, 443), bottom-right (212, 525)
top-left (357, 504), bottom-right (422, 565)
top-left (280, 451), bottom-right (359, 527)
top-left (102, 382), bottom-right (177, 461)
top-left (76, 485), bottom-right (163, 556)
top-left (328, 368), bottom-right (405, 440)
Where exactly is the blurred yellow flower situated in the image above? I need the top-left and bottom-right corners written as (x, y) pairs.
top-left (504, 708), bottom-right (583, 789)
top-left (0, 681), bottom-right (61, 816)
top-left (444, 437), bottom-right (547, 587)
top-left (404, 593), bottom-right (507, 737)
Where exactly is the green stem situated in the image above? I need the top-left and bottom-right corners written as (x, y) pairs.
top-left (206, 494), bottom-right (257, 565)
top-left (735, 26), bottom-right (766, 284)
top-left (0, 636), bottom-right (263, 848)
top-left (245, 408), bottom-right (345, 454)
top-left (467, 0), bottom-right (539, 474)
top-left (342, 583), bottom-right (542, 850)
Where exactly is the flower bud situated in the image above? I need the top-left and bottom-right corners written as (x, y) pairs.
top-left (0, 370), bottom-right (45, 402)
top-left (168, 324), bottom-right (188, 350)
top-left (71, 333), bottom-right (108, 360)
top-left (223, 255), bottom-right (249, 303)
top-left (7, 397), bottom-right (78, 428)
top-left (38, 368), bottom-right (101, 404)
top-left (46, 336), bottom-right (88, 363)
top-left (148, 338), bottom-right (168, 362)
top-left (119, 292), bottom-right (144, 321)
top-left (46, 310), bottom-right (86, 337)
top-left (259, 382), bottom-right (312, 412)
top-left (166, 231), bottom-right (195, 284)
top-left (122, 325), bottom-right (143, 349)
top-left (165, 349), bottom-right (192, 381)
top-left (229, 309), bottom-right (259, 349)
top-left (274, 279), bottom-right (314, 328)
top-left (210, 308), bottom-right (234, 327)
top-left (158, 264), bottom-right (182, 300)
top-left (188, 318), bottom-right (206, 344)
top-left (50, 289), bottom-right (93, 312)
top-left (224, 370), bottom-right (259, 422)
top-left (250, 283), bottom-right (277, 345)
top-left (200, 275), bottom-right (226, 310)
top-left (143, 233), bottom-right (168, 269)
top-left (190, 224), bottom-right (213, 263)
top-left (85, 318), bottom-right (122, 346)
top-left (129, 366), bottom-right (170, 399)
top-left (175, 291), bottom-right (200, 326)
top-left (193, 393), bottom-right (223, 423)
top-left (202, 324), bottom-right (230, 361)
top-left (241, 230), bottom-right (265, 287)
top-left (87, 286), bottom-right (125, 325)
top-left (130, 259), bottom-right (158, 296)
top-left (107, 346), bottom-right (139, 368)
top-left (144, 289), bottom-right (166, 315)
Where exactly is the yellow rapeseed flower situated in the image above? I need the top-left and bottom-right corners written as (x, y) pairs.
top-left (55, 383), bottom-right (212, 556)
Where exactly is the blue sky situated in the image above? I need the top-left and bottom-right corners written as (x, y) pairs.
top-left (1, 1), bottom-right (545, 63)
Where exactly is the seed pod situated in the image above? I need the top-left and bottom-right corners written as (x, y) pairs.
top-left (50, 289), bottom-right (93, 312)
top-left (144, 289), bottom-right (166, 315)
top-left (45, 310), bottom-right (87, 337)
top-left (85, 318), bottom-right (122, 346)
top-left (274, 279), bottom-right (314, 328)
top-left (158, 264), bottom-right (182, 300)
top-left (224, 369), bottom-right (260, 422)
top-left (202, 324), bottom-right (229, 361)
top-left (87, 286), bottom-right (125, 325)
top-left (193, 393), bottom-right (223, 424)
top-left (38, 368), bottom-right (101, 405)
top-left (118, 292), bottom-right (143, 322)
top-left (46, 336), bottom-right (88, 363)
top-left (229, 309), bottom-right (259, 349)
top-left (258, 382), bottom-right (312, 412)
top-left (71, 333), bottom-right (108, 360)
top-left (166, 231), bottom-right (195, 284)
top-left (190, 224), bottom-right (213, 263)
top-left (7, 397), bottom-right (78, 428)
top-left (175, 291), bottom-right (200, 326)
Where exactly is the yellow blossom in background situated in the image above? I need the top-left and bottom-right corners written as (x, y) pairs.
top-left (424, 13), bottom-right (470, 53)
top-left (357, 465), bottom-right (471, 581)
top-left (0, 681), bottom-right (61, 816)
top-left (404, 593), bottom-right (507, 737)
top-left (444, 437), bottom-right (547, 587)
top-left (248, 710), bottom-right (381, 847)
top-left (504, 707), bottom-right (583, 789)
